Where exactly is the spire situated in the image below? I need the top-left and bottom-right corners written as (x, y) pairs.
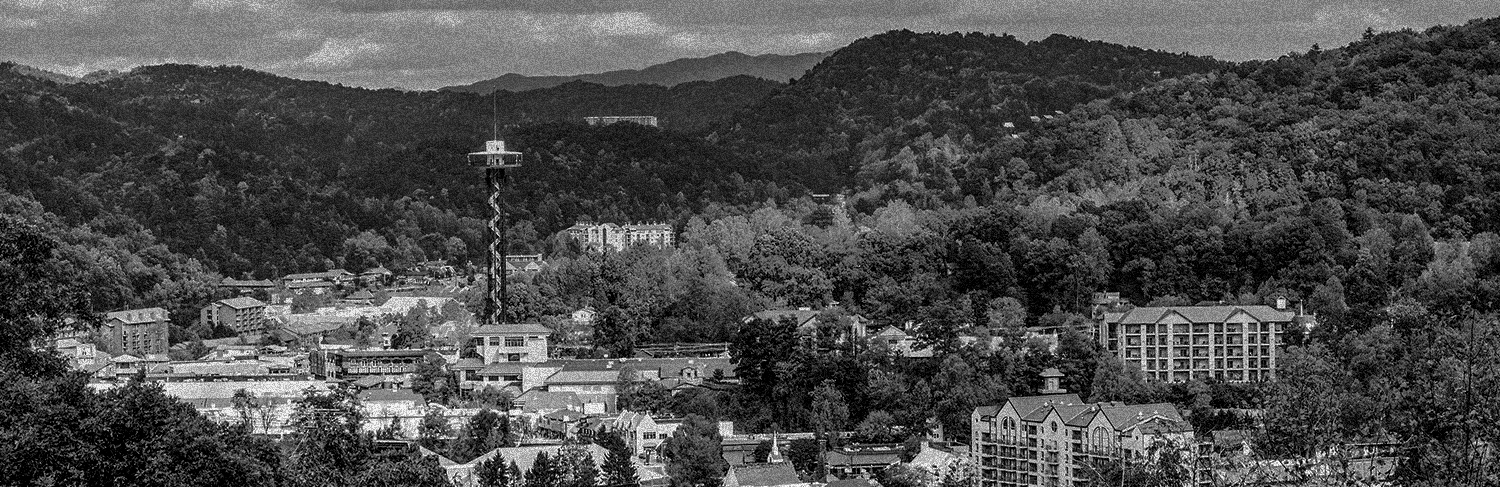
top-left (768, 430), bottom-right (786, 464)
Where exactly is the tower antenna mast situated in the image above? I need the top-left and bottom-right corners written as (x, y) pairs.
top-left (466, 116), bottom-right (522, 325)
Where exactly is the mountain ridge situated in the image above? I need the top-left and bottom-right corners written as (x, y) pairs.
top-left (443, 50), bottom-right (828, 94)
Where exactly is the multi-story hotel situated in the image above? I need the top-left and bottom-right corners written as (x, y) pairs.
top-left (971, 370), bottom-right (1195, 487)
top-left (102, 307), bottom-right (170, 356)
top-left (564, 221), bottom-right (674, 252)
top-left (1095, 298), bottom-right (1313, 382)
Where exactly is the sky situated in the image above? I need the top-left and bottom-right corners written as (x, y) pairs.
top-left (2, 0), bottom-right (1497, 90)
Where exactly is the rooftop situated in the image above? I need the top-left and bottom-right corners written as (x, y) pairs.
top-left (105, 307), bottom-right (168, 324)
top-left (473, 323), bottom-right (552, 335)
top-left (219, 296), bottom-right (267, 309)
top-left (1103, 305), bottom-right (1298, 325)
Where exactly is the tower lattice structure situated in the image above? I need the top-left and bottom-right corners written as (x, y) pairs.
top-left (468, 140), bottom-right (522, 325)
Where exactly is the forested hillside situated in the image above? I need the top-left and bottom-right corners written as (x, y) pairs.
top-left (711, 31), bottom-right (1229, 191)
top-left (444, 51), bottom-right (827, 93)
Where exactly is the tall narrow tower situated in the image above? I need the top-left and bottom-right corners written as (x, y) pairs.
top-left (467, 140), bottom-right (522, 325)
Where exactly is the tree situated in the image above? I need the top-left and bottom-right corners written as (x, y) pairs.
top-left (598, 430), bottom-right (640, 487)
top-left (854, 410), bottom-right (900, 443)
top-left (358, 449), bottom-right (453, 487)
top-left (786, 438), bottom-right (821, 478)
top-left (419, 408), bottom-right (452, 451)
top-left (663, 414), bottom-right (728, 487)
top-left (811, 380), bottom-right (850, 449)
top-left (477, 452), bottom-right (512, 487)
top-left (412, 354), bottom-right (456, 404)
top-left (525, 451), bottom-right (562, 487)
top-left (557, 442), bottom-right (600, 487)
top-left (285, 384), bottom-right (372, 487)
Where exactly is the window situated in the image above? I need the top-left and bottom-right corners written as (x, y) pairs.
top-left (507, 353), bottom-right (521, 362)
top-left (504, 337), bottom-right (525, 347)
top-left (487, 337), bottom-right (500, 346)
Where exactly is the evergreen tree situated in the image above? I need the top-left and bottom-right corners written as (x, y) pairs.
top-left (477, 452), bottom-right (511, 487)
top-left (663, 414), bottom-right (728, 487)
top-left (598, 432), bottom-right (640, 487)
top-left (525, 451), bottom-right (561, 487)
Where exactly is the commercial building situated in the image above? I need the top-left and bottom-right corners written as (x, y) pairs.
top-left (102, 307), bottom-right (170, 356)
top-left (454, 323), bottom-right (553, 391)
top-left (309, 348), bottom-right (437, 380)
top-left (565, 221), bottom-right (674, 252)
top-left (970, 370), bottom-right (1195, 487)
top-left (1096, 299), bottom-right (1313, 382)
top-left (200, 297), bottom-right (269, 336)
top-left (584, 116), bottom-right (659, 127)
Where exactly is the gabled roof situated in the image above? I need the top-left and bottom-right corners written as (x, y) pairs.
top-left (1107, 305), bottom-right (1296, 325)
top-left (726, 463), bottom-right (803, 487)
top-left (452, 357), bottom-right (486, 370)
top-left (361, 266), bottom-right (392, 275)
top-left (347, 290), bottom-right (375, 300)
top-left (545, 368), bottom-right (621, 385)
top-left (1099, 403), bottom-right (1186, 431)
top-left (105, 307), bottom-right (168, 325)
top-left (1006, 394), bottom-right (1084, 422)
top-left (874, 325), bottom-right (908, 338)
top-left (516, 390), bottom-right (582, 412)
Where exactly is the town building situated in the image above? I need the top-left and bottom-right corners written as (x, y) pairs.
top-left (282, 269), bottom-right (355, 286)
top-left (101, 307), bottom-right (170, 356)
top-left (1096, 299), bottom-right (1313, 382)
top-left (826, 444), bottom-right (904, 479)
top-left (454, 323), bottom-right (553, 392)
top-left (504, 254), bottom-right (546, 276)
top-left (614, 410), bottom-right (684, 464)
top-left (584, 115), bottom-right (659, 127)
top-left (309, 348), bottom-right (438, 380)
top-left (970, 370), bottom-right (1195, 487)
top-left (221, 278), bottom-right (275, 291)
top-left (748, 308), bottom-right (871, 342)
top-left (565, 221), bottom-right (675, 252)
top-left (200, 297), bottom-right (269, 336)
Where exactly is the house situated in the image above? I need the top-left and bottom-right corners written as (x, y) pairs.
top-left (515, 389), bottom-right (584, 414)
top-left (504, 255), bottom-right (546, 276)
top-left (749, 308), bottom-right (871, 342)
top-left (342, 289), bottom-right (376, 306)
top-left (286, 280), bottom-right (335, 295)
top-left (101, 307), bottom-right (170, 356)
top-left (538, 409), bottom-right (588, 439)
top-left (221, 278), bottom-right (275, 291)
top-left (201, 297), bottom-right (270, 336)
top-left (359, 266), bottom-right (393, 284)
top-left (825, 444), bottom-right (904, 479)
top-left (614, 410), bottom-right (683, 464)
top-left (282, 269), bottom-right (355, 285)
top-left (969, 369), bottom-right (1196, 487)
top-left (870, 326), bottom-right (932, 358)
top-left (571, 307), bottom-right (597, 325)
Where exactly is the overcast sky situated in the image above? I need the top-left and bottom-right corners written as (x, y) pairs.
top-left (2, 0), bottom-right (1496, 90)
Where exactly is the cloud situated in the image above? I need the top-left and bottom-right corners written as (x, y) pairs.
top-left (302, 36), bottom-right (382, 68)
top-left (0, 0), bottom-right (1496, 90)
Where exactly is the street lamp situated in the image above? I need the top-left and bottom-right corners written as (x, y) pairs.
top-left (467, 140), bottom-right (522, 326)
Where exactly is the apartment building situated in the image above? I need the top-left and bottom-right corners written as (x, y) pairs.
top-left (1095, 299), bottom-right (1313, 382)
top-left (453, 323), bottom-right (553, 391)
top-left (200, 296), bottom-right (269, 336)
top-left (102, 307), bottom-right (170, 356)
top-left (971, 370), bottom-right (1195, 487)
top-left (565, 221), bottom-right (674, 252)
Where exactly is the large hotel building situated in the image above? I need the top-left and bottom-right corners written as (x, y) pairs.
top-left (1094, 296), bottom-right (1314, 382)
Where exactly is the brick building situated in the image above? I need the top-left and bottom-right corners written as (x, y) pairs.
top-left (102, 307), bottom-right (170, 356)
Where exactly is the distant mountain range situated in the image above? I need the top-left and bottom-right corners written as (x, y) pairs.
top-left (442, 51), bottom-right (828, 93)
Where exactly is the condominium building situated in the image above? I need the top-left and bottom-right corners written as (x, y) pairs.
top-left (102, 307), bottom-right (170, 357)
top-left (584, 116), bottom-right (659, 127)
top-left (970, 370), bottom-right (1195, 487)
top-left (564, 221), bottom-right (674, 252)
top-left (1096, 301), bottom-right (1312, 382)
top-left (200, 297), bottom-right (269, 336)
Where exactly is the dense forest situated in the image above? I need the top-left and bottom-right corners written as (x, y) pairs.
top-left (5, 16), bottom-right (1500, 486)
